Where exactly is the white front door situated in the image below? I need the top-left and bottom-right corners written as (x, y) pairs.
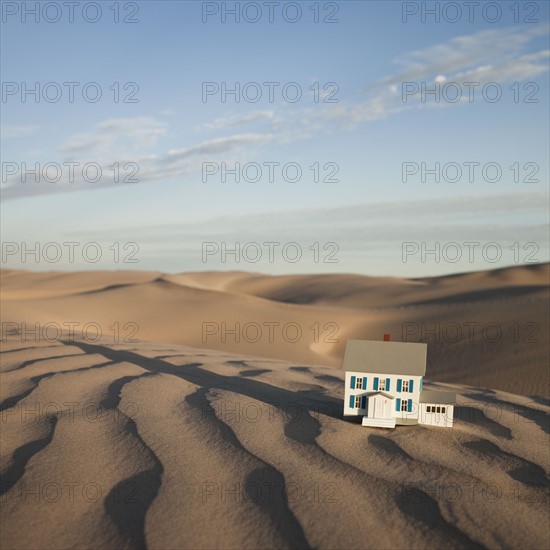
top-left (375, 397), bottom-right (385, 418)
top-left (372, 397), bottom-right (392, 419)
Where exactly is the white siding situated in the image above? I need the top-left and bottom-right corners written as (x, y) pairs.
top-left (344, 371), bottom-right (423, 419)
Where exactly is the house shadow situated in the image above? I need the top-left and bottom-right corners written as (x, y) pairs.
top-left (51, 340), bottom-right (347, 548)
top-left (62, 341), bottom-right (343, 427)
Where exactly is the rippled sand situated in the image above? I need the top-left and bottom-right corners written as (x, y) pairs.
top-left (1, 338), bottom-right (548, 549)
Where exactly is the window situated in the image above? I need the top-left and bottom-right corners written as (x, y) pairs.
top-left (355, 396), bottom-right (361, 408)
top-left (351, 375), bottom-right (366, 390)
top-left (436, 406), bottom-right (441, 413)
top-left (401, 399), bottom-right (408, 412)
top-left (374, 377), bottom-right (389, 391)
top-left (399, 379), bottom-right (414, 393)
top-left (441, 407), bottom-right (446, 414)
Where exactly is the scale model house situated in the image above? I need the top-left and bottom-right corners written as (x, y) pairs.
top-left (342, 335), bottom-right (455, 428)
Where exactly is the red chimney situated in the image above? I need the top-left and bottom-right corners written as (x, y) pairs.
top-left (383, 334), bottom-right (391, 342)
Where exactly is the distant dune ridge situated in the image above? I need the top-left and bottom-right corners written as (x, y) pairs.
top-left (1, 263), bottom-right (548, 396)
top-left (0, 264), bottom-right (549, 549)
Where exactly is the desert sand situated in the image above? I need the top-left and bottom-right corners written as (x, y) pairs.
top-left (1, 263), bottom-right (548, 395)
top-left (1, 264), bottom-right (549, 549)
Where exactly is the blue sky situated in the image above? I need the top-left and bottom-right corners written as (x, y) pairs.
top-left (1, 0), bottom-right (549, 276)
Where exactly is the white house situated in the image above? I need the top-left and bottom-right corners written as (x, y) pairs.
top-left (342, 335), bottom-right (455, 429)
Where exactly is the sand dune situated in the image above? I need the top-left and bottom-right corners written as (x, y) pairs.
top-left (2, 264), bottom-right (548, 397)
top-left (1, 336), bottom-right (548, 549)
top-left (1, 265), bottom-right (549, 548)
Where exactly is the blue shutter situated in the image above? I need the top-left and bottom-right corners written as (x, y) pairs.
top-left (409, 379), bottom-right (414, 393)
top-left (349, 395), bottom-right (355, 408)
top-left (361, 396), bottom-right (366, 409)
top-left (407, 399), bottom-right (412, 412)
top-left (397, 379), bottom-right (402, 392)
top-left (420, 378), bottom-right (423, 391)
top-left (374, 377), bottom-right (379, 390)
top-left (362, 378), bottom-right (367, 390)
top-left (386, 378), bottom-right (391, 391)
top-left (350, 376), bottom-right (356, 389)
top-left (396, 398), bottom-right (401, 411)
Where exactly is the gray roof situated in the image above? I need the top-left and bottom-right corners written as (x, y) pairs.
top-left (420, 390), bottom-right (456, 404)
top-left (342, 339), bottom-right (427, 376)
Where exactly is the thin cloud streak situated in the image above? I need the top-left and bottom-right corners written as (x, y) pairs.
top-left (2, 25), bottom-right (549, 200)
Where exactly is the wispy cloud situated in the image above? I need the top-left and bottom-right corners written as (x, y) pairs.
top-left (198, 110), bottom-right (275, 131)
top-left (239, 25), bottom-right (550, 138)
top-left (311, 24), bottom-right (550, 130)
top-left (372, 24), bottom-right (549, 89)
top-left (1, 120), bottom-right (273, 200)
top-left (3, 25), bottom-right (548, 200)
top-left (60, 116), bottom-right (168, 156)
top-left (450, 50), bottom-right (550, 85)
top-left (165, 133), bottom-right (272, 163)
